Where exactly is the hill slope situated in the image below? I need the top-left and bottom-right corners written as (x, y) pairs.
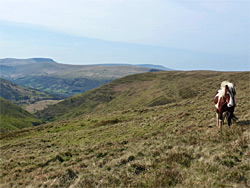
top-left (0, 97), bottom-right (42, 133)
top-left (0, 71), bottom-right (249, 187)
top-left (37, 71), bottom-right (249, 122)
top-left (1, 58), bottom-right (165, 97)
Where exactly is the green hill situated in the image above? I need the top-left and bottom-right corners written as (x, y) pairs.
top-left (0, 97), bottom-right (42, 133)
top-left (37, 71), bottom-right (249, 122)
top-left (0, 71), bottom-right (249, 187)
top-left (1, 58), bottom-right (163, 97)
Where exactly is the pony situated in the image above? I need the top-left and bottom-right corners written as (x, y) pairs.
top-left (214, 81), bottom-right (237, 130)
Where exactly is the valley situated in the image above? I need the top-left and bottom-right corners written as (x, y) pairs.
top-left (0, 71), bottom-right (249, 187)
top-left (0, 78), bottom-right (62, 112)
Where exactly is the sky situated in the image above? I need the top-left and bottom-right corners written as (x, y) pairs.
top-left (0, 0), bottom-right (249, 71)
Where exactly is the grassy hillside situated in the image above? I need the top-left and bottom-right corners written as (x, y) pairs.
top-left (0, 71), bottom-right (249, 187)
top-left (0, 97), bottom-right (42, 133)
top-left (37, 71), bottom-right (249, 122)
top-left (1, 58), bottom-right (162, 97)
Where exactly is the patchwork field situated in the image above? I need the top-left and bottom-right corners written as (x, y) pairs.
top-left (0, 71), bottom-right (249, 187)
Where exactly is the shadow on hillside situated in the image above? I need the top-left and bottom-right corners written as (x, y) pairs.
top-left (237, 120), bottom-right (250, 126)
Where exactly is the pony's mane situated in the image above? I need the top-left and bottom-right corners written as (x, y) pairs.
top-left (221, 81), bottom-right (230, 89)
top-left (220, 81), bottom-right (236, 96)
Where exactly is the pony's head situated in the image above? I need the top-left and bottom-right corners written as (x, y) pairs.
top-left (221, 81), bottom-right (236, 107)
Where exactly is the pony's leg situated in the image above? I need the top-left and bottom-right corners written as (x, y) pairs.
top-left (218, 112), bottom-right (223, 131)
top-left (222, 112), bottom-right (225, 125)
top-left (216, 113), bottom-right (219, 127)
top-left (221, 117), bottom-right (224, 131)
top-left (227, 112), bottom-right (232, 127)
top-left (219, 119), bottom-right (222, 131)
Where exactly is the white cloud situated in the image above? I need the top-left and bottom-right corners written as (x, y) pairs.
top-left (0, 0), bottom-right (249, 56)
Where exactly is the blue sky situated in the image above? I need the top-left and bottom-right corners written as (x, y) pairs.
top-left (0, 0), bottom-right (249, 71)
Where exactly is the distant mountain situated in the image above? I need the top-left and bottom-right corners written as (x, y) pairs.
top-left (0, 78), bottom-right (62, 107)
top-left (0, 58), bottom-right (56, 66)
top-left (135, 64), bottom-right (172, 71)
top-left (95, 63), bottom-right (172, 71)
top-left (0, 97), bottom-right (42, 133)
top-left (0, 58), bottom-right (76, 79)
top-left (0, 58), bottom-right (169, 97)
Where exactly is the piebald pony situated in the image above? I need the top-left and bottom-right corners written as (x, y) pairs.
top-left (214, 81), bottom-right (237, 130)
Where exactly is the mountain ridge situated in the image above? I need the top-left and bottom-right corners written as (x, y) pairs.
top-left (0, 58), bottom-right (171, 70)
top-left (0, 58), bottom-right (56, 66)
top-left (91, 63), bottom-right (172, 71)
